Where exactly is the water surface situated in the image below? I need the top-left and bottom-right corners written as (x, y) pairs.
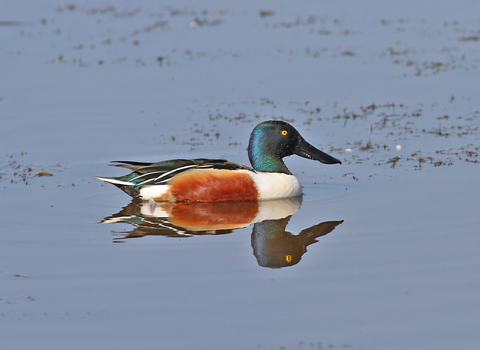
top-left (1, 1), bottom-right (479, 349)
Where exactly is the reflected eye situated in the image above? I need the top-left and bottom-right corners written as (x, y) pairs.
top-left (281, 130), bottom-right (288, 136)
top-left (285, 255), bottom-right (292, 263)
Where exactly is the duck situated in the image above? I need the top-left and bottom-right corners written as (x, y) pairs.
top-left (94, 120), bottom-right (341, 202)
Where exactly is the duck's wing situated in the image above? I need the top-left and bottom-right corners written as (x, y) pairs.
top-left (98, 158), bottom-right (253, 188)
top-left (110, 160), bottom-right (156, 171)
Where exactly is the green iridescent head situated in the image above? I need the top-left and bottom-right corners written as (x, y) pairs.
top-left (247, 120), bottom-right (341, 174)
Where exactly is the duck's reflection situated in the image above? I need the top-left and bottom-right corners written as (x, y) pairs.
top-left (252, 217), bottom-right (342, 268)
top-left (101, 197), bottom-right (343, 268)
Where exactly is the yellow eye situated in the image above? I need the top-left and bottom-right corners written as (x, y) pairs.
top-left (281, 130), bottom-right (288, 136)
top-left (285, 255), bottom-right (292, 263)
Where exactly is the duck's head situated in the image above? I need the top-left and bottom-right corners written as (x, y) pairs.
top-left (248, 120), bottom-right (341, 174)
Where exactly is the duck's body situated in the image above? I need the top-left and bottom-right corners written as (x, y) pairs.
top-left (96, 159), bottom-right (302, 202)
top-left (95, 120), bottom-right (341, 202)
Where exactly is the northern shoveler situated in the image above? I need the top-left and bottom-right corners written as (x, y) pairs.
top-left (94, 120), bottom-right (341, 202)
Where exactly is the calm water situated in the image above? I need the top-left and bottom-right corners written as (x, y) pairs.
top-left (1, 1), bottom-right (479, 349)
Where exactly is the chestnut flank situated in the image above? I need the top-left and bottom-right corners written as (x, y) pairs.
top-left (167, 169), bottom-right (259, 202)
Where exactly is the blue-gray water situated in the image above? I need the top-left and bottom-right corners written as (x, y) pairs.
top-left (1, 1), bottom-right (479, 349)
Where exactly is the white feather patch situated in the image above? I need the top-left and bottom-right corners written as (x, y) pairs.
top-left (94, 176), bottom-right (133, 186)
top-left (249, 172), bottom-right (302, 200)
top-left (139, 185), bottom-right (170, 200)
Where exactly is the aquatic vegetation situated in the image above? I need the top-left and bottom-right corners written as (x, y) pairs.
top-left (0, 153), bottom-right (63, 186)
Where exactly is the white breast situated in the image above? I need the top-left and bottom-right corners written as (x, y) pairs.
top-left (249, 172), bottom-right (302, 200)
